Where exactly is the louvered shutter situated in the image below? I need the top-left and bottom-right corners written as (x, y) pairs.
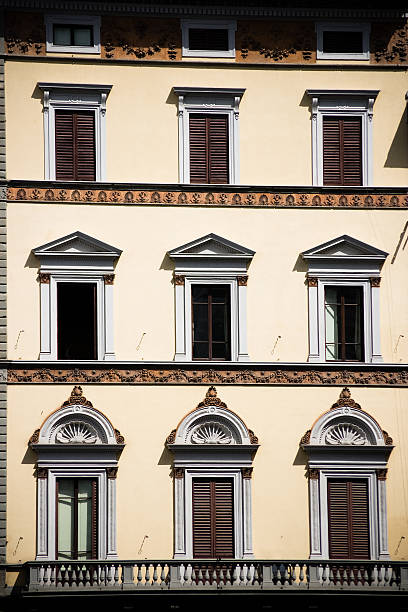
top-left (323, 117), bottom-right (362, 186)
top-left (328, 480), bottom-right (369, 559)
top-left (189, 115), bottom-right (229, 184)
top-left (55, 111), bottom-right (96, 181)
top-left (192, 479), bottom-right (234, 558)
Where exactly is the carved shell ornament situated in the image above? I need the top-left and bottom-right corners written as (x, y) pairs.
top-left (55, 421), bottom-right (98, 444)
top-left (191, 421), bottom-right (233, 445)
top-left (325, 423), bottom-right (368, 446)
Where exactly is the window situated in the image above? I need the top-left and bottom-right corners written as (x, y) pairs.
top-left (324, 286), bottom-right (364, 361)
top-left (192, 285), bottom-right (231, 360)
top-left (45, 15), bottom-right (101, 54)
top-left (33, 231), bottom-right (122, 361)
top-left (30, 386), bottom-right (125, 561)
top-left (306, 89), bottom-right (379, 186)
top-left (181, 20), bottom-right (236, 58)
top-left (168, 233), bottom-right (255, 362)
top-left (57, 478), bottom-right (97, 560)
top-left (173, 87), bottom-right (245, 184)
top-left (316, 22), bottom-right (370, 60)
top-left (55, 110), bottom-right (96, 181)
top-left (301, 387), bottom-right (393, 561)
top-left (192, 479), bottom-right (234, 558)
top-left (189, 114), bottom-right (229, 184)
top-left (38, 83), bottom-right (111, 181)
top-left (322, 116), bottom-right (362, 186)
top-left (302, 235), bottom-right (387, 364)
top-left (167, 386), bottom-right (259, 560)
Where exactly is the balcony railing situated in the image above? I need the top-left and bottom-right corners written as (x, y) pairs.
top-left (25, 560), bottom-right (408, 592)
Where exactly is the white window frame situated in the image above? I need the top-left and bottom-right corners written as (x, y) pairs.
top-left (173, 87), bottom-right (245, 185)
top-left (306, 89), bottom-right (379, 187)
top-left (38, 83), bottom-right (111, 181)
top-left (316, 22), bottom-right (370, 60)
top-left (181, 19), bottom-right (236, 58)
top-left (45, 14), bottom-right (101, 54)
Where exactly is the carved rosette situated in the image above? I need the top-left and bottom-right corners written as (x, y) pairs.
top-left (376, 469), bottom-right (388, 481)
top-left (241, 467), bottom-right (253, 479)
top-left (331, 387), bottom-right (361, 411)
top-left (308, 468), bottom-right (319, 480)
top-left (38, 273), bottom-right (50, 284)
top-left (307, 277), bottom-right (318, 288)
top-left (106, 467), bottom-right (118, 479)
top-left (104, 274), bottom-right (115, 285)
top-left (237, 276), bottom-right (248, 286)
top-left (173, 467), bottom-right (185, 479)
top-left (370, 277), bottom-right (381, 288)
top-left (36, 467), bottom-right (48, 479)
top-left (173, 275), bottom-right (185, 286)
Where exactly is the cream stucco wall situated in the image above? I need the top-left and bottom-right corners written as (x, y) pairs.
top-left (5, 60), bottom-right (408, 186)
top-left (6, 384), bottom-right (408, 565)
top-left (6, 203), bottom-right (408, 363)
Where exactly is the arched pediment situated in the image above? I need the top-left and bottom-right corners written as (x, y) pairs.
top-left (301, 388), bottom-right (392, 448)
top-left (166, 386), bottom-right (258, 447)
top-left (29, 386), bottom-right (124, 447)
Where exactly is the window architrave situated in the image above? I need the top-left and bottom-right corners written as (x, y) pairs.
top-left (316, 22), bottom-right (370, 61)
top-left (181, 19), bottom-right (237, 58)
top-left (45, 14), bottom-right (101, 54)
top-left (306, 89), bottom-right (379, 187)
top-left (173, 87), bottom-right (245, 184)
top-left (33, 231), bottom-right (121, 361)
top-left (38, 82), bottom-right (111, 181)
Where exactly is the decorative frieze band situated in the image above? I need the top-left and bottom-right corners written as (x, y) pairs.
top-left (7, 366), bottom-right (408, 386)
top-left (7, 186), bottom-right (408, 209)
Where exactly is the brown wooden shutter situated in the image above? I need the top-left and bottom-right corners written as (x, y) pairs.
top-left (192, 479), bottom-right (234, 558)
top-left (189, 115), bottom-right (229, 184)
top-left (328, 480), bottom-right (369, 559)
top-left (55, 110), bottom-right (96, 181)
top-left (323, 117), bottom-right (362, 186)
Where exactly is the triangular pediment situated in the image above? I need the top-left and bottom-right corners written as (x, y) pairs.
top-left (168, 233), bottom-right (255, 258)
top-left (302, 235), bottom-right (388, 259)
top-left (33, 231), bottom-right (122, 258)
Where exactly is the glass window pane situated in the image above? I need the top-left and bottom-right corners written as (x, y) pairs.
top-left (57, 479), bottom-right (75, 560)
top-left (53, 25), bottom-right (71, 46)
top-left (193, 303), bottom-right (208, 342)
top-left (211, 285), bottom-right (229, 303)
top-left (78, 480), bottom-right (93, 559)
top-left (193, 342), bottom-right (209, 359)
top-left (212, 342), bottom-right (229, 360)
top-left (192, 285), bottom-right (209, 301)
top-left (74, 27), bottom-right (92, 46)
top-left (325, 287), bottom-right (339, 360)
top-left (212, 303), bottom-right (227, 342)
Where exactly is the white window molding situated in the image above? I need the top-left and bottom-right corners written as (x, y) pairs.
top-left (316, 22), bottom-right (370, 60)
top-left (30, 386), bottom-right (125, 561)
top-left (38, 82), bottom-right (112, 181)
top-left (173, 87), bottom-right (245, 184)
top-left (306, 89), bottom-right (379, 186)
top-left (181, 19), bottom-right (236, 58)
top-left (168, 233), bottom-right (255, 362)
top-left (301, 388), bottom-right (393, 561)
top-left (302, 235), bottom-right (387, 364)
top-left (167, 387), bottom-right (259, 560)
top-left (33, 231), bottom-right (121, 361)
top-left (45, 15), bottom-right (101, 54)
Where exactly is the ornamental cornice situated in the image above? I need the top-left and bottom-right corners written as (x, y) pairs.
top-left (7, 365), bottom-right (408, 387)
top-left (6, 184), bottom-right (408, 209)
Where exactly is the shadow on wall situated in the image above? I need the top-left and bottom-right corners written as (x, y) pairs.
top-left (384, 110), bottom-right (408, 168)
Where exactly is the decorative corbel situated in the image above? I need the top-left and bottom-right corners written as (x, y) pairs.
top-left (178, 94), bottom-right (184, 118)
top-left (368, 96), bottom-right (375, 122)
top-left (311, 96), bottom-right (318, 122)
top-left (234, 95), bottom-right (240, 120)
top-left (43, 88), bottom-right (49, 115)
top-left (100, 91), bottom-right (107, 117)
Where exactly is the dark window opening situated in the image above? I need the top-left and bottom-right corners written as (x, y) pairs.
top-left (325, 286), bottom-right (364, 362)
top-left (188, 28), bottom-right (229, 51)
top-left (189, 114), bottom-right (229, 184)
top-left (55, 110), bottom-right (96, 181)
top-left (56, 478), bottom-right (98, 560)
top-left (192, 479), bottom-right (234, 559)
top-left (57, 282), bottom-right (97, 360)
top-left (323, 116), bottom-right (362, 186)
top-left (53, 24), bottom-right (94, 47)
top-left (322, 30), bottom-right (364, 55)
top-left (328, 479), bottom-right (370, 560)
top-left (192, 285), bottom-right (231, 360)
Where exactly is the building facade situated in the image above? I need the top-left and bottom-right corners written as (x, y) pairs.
top-left (0, 1), bottom-right (408, 608)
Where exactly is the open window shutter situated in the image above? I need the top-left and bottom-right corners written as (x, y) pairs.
top-left (189, 115), bottom-right (229, 184)
top-left (213, 480), bottom-right (234, 558)
top-left (55, 111), bottom-right (95, 181)
top-left (192, 480), bottom-right (213, 558)
top-left (323, 117), bottom-right (362, 186)
top-left (328, 480), bottom-right (369, 559)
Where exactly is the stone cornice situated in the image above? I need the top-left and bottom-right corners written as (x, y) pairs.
top-left (1, 2), bottom-right (406, 20)
top-left (5, 182), bottom-right (407, 209)
top-left (5, 362), bottom-right (408, 387)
